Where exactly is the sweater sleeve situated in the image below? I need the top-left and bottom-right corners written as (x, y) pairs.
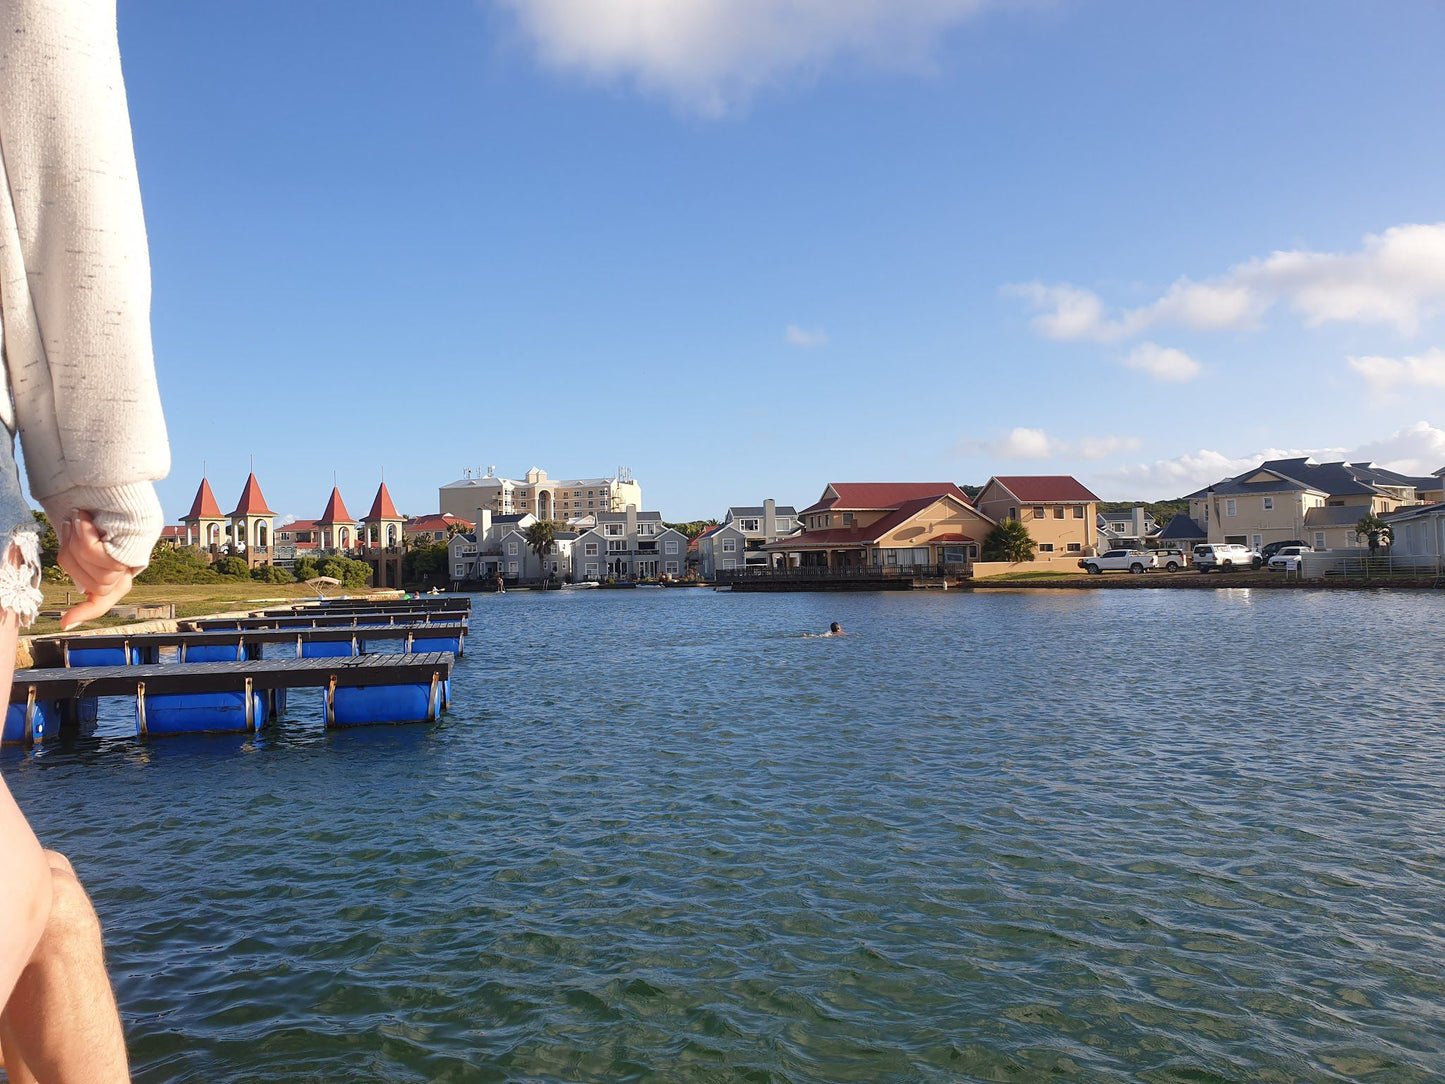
top-left (0, 0), bottom-right (169, 570)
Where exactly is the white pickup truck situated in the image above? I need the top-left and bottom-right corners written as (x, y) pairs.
top-left (1078, 549), bottom-right (1158, 575)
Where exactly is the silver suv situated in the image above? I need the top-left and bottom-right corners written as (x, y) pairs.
top-left (1192, 543), bottom-right (1263, 572)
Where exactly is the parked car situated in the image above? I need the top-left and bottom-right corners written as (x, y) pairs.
top-left (1149, 547), bottom-right (1189, 572)
top-left (1260, 539), bottom-right (1311, 561)
top-left (1267, 545), bottom-right (1314, 570)
top-left (1192, 543), bottom-right (1263, 571)
top-left (1078, 549), bottom-right (1158, 574)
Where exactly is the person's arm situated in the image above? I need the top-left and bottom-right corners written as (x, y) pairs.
top-left (0, 0), bottom-right (169, 571)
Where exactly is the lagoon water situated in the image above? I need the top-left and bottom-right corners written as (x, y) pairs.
top-left (7, 587), bottom-right (1445, 1082)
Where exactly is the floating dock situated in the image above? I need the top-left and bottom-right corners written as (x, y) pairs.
top-left (4, 653), bottom-right (454, 743)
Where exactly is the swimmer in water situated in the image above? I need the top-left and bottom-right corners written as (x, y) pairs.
top-left (806, 622), bottom-right (845, 638)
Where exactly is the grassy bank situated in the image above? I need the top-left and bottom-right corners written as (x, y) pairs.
top-left (32, 582), bottom-right (393, 636)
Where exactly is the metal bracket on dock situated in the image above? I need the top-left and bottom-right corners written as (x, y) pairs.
top-left (136, 681), bottom-right (147, 737)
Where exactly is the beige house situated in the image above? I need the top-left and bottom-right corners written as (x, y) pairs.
top-left (767, 482), bottom-right (994, 568)
top-left (1187, 458), bottom-right (1439, 551)
top-left (973, 476), bottom-right (1100, 559)
top-left (439, 466), bottom-right (642, 522)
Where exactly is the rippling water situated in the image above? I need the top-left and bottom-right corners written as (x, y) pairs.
top-left (7, 588), bottom-right (1445, 1082)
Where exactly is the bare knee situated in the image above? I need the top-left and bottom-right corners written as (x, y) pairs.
top-left (43, 850), bottom-right (73, 876)
top-left (38, 868), bottom-right (102, 951)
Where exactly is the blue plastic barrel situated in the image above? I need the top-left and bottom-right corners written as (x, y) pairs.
top-left (140, 690), bottom-right (269, 735)
top-left (330, 682), bottom-right (441, 726)
top-left (300, 640), bottom-right (355, 658)
top-left (68, 646), bottom-right (141, 667)
top-left (181, 643), bottom-right (245, 663)
top-left (3, 699), bottom-right (60, 743)
top-left (410, 636), bottom-right (462, 655)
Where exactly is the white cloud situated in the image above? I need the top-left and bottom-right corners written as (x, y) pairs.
top-left (1076, 435), bottom-right (1142, 460)
top-left (979, 427), bottom-right (1139, 462)
top-left (1348, 348), bottom-right (1445, 394)
top-left (995, 426), bottom-right (1057, 459)
top-left (1350, 421), bottom-right (1445, 476)
top-left (784, 324), bottom-right (828, 348)
top-left (280, 513), bottom-right (298, 527)
top-left (492, 0), bottom-right (992, 116)
top-left (1009, 222), bottom-right (1445, 342)
top-left (1121, 342), bottom-right (1202, 382)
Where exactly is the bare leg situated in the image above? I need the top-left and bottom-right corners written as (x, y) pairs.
top-left (0, 541), bottom-right (130, 1083)
top-left (0, 851), bottom-right (129, 1083)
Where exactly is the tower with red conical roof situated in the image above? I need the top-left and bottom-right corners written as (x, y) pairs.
top-left (181, 476), bottom-right (227, 551)
top-left (361, 481), bottom-right (403, 548)
top-left (229, 472), bottom-right (276, 567)
top-left (317, 486), bottom-right (357, 551)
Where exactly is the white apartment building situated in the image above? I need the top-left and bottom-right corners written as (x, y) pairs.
top-left (439, 466), bottom-right (641, 523)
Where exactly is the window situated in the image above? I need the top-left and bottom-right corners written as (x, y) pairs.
top-left (1067, 542), bottom-right (1082, 552)
top-left (605, 523), bottom-right (623, 536)
top-left (1033, 506), bottom-right (1045, 518)
top-left (508, 562), bottom-right (518, 573)
top-left (454, 564), bottom-right (465, 576)
top-left (585, 562), bottom-right (598, 577)
top-left (665, 562), bottom-right (679, 575)
top-left (739, 518), bottom-right (760, 532)
top-left (1073, 507), bottom-right (1084, 519)
top-left (1054, 507), bottom-right (1065, 519)
top-left (1038, 543), bottom-right (1055, 552)
top-left (1009, 507), bottom-right (1017, 520)
top-left (461, 544), bottom-right (476, 555)
top-left (722, 539), bottom-right (736, 552)
top-left (608, 540), bottom-right (626, 552)
top-left (722, 558), bottom-right (735, 569)
top-left (1315, 532), bottom-right (1326, 549)
top-left (1262, 497), bottom-right (1274, 511)
top-left (507, 541), bottom-right (517, 554)
top-left (584, 542), bottom-right (598, 556)
top-left (665, 540), bottom-right (679, 554)
top-left (1225, 499), bottom-right (1237, 517)
top-left (843, 513), bottom-right (854, 525)
top-left (777, 518), bottom-right (792, 531)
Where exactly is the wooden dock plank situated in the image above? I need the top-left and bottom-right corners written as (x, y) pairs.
top-left (8, 653), bottom-right (453, 702)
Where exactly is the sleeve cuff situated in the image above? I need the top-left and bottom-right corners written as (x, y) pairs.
top-left (40, 482), bottom-right (165, 571)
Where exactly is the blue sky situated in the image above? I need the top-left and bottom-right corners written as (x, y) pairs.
top-left (112, 1), bottom-right (1445, 523)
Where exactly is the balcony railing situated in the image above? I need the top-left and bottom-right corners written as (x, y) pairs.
top-left (717, 563), bottom-right (964, 582)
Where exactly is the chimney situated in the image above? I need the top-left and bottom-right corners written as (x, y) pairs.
top-left (477, 507), bottom-right (491, 541)
top-left (764, 498), bottom-right (777, 539)
top-left (1133, 504), bottom-right (1146, 540)
top-left (626, 505), bottom-right (638, 538)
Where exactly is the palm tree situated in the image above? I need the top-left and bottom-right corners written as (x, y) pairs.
top-left (524, 519), bottom-right (558, 582)
top-left (982, 519), bottom-right (1036, 563)
top-left (1355, 512), bottom-right (1393, 556)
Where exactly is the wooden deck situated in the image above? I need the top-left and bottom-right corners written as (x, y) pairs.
top-left (28, 624), bottom-right (468, 668)
top-left (9, 653), bottom-right (454, 702)
top-left (187, 610), bottom-right (469, 631)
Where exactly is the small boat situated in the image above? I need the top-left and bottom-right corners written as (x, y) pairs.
top-left (562, 582), bottom-right (599, 590)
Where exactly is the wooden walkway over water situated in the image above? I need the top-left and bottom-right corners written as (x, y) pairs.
top-left (187, 610), bottom-right (469, 631)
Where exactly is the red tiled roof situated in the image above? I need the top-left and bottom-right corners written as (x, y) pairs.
top-left (405, 513), bottom-right (473, 533)
top-left (230, 473), bottom-right (275, 517)
top-left (185, 478), bottom-right (223, 520)
top-left (159, 525), bottom-right (187, 539)
top-left (988, 476), bottom-right (1099, 503)
top-left (768, 495), bottom-right (962, 548)
top-left (278, 519), bottom-right (318, 534)
top-left (929, 533), bottom-right (978, 543)
top-left (318, 487), bottom-right (354, 524)
top-left (800, 482), bottom-right (969, 515)
top-left (364, 481), bottom-right (400, 522)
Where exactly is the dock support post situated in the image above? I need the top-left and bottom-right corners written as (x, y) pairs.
top-left (244, 677), bottom-right (255, 731)
top-left (324, 675), bottom-right (336, 728)
top-left (405, 631), bottom-right (413, 652)
top-left (23, 685), bottom-right (36, 743)
top-left (428, 671), bottom-right (440, 722)
top-left (136, 682), bottom-right (147, 737)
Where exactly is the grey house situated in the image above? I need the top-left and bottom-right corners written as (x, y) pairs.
top-left (697, 498), bottom-right (799, 578)
top-left (447, 511), bottom-right (534, 585)
top-left (574, 508), bottom-right (687, 581)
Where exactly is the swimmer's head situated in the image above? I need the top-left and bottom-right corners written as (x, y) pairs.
top-left (830, 622), bottom-right (841, 634)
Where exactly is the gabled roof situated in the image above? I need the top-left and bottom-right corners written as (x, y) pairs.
top-left (595, 510), bottom-right (664, 522)
top-left (1384, 500), bottom-right (1445, 522)
top-left (364, 482), bottom-right (400, 522)
top-left (318, 487), bottom-right (354, 525)
top-left (984, 476), bottom-right (1099, 503)
top-left (1156, 515), bottom-right (1207, 541)
top-left (1304, 505), bottom-right (1370, 527)
top-left (406, 513), bottom-right (473, 533)
top-left (278, 519), bottom-right (318, 533)
top-left (770, 493), bottom-right (988, 548)
top-left (230, 473), bottom-right (275, 517)
top-left (801, 482), bottom-right (968, 515)
top-left (184, 478), bottom-right (223, 520)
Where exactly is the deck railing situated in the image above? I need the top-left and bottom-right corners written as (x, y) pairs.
top-left (717, 563), bottom-right (963, 583)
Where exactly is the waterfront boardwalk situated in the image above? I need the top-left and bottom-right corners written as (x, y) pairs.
top-left (187, 609), bottom-right (469, 631)
top-left (27, 623), bottom-right (468, 668)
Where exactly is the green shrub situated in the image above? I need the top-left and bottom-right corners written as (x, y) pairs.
top-left (318, 555), bottom-right (372, 588)
top-left (135, 546), bottom-right (221, 584)
top-left (292, 556), bottom-right (320, 582)
top-left (250, 564), bottom-right (295, 584)
top-left (213, 556), bottom-right (250, 577)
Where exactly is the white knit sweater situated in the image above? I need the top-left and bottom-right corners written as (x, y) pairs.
top-left (0, 0), bottom-right (168, 570)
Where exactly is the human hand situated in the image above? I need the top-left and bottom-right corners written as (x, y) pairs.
top-left (58, 513), bottom-right (135, 630)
